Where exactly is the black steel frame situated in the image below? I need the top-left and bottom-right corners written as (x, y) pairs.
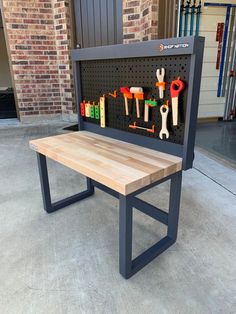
top-left (71, 36), bottom-right (205, 170)
top-left (37, 152), bottom-right (182, 279)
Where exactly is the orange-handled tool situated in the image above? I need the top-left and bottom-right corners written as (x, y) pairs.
top-left (120, 87), bottom-right (133, 115)
top-left (130, 87), bottom-right (143, 118)
top-left (129, 122), bottom-right (155, 133)
top-left (170, 78), bottom-right (185, 126)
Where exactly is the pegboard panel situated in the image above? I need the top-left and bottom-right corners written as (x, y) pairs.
top-left (79, 55), bottom-right (191, 145)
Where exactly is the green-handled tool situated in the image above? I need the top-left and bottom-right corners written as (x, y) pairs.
top-left (95, 103), bottom-right (100, 120)
top-left (90, 102), bottom-right (95, 118)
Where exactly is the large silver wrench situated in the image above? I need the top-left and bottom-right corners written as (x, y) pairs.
top-left (159, 104), bottom-right (169, 139)
top-left (156, 68), bottom-right (165, 99)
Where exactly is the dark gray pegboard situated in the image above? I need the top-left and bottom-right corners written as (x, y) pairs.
top-left (80, 55), bottom-right (190, 145)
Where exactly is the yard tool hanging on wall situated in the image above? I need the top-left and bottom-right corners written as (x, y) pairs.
top-left (215, 23), bottom-right (224, 70)
top-left (195, 0), bottom-right (202, 36)
top-left (179, 0), bottom-right (185, 37)
top-left (190, 0), bottom-right (196, 36)
top-left (179, 1), bottom-right (202, 36)
top-left (184, 1), bottom-right (191, 36)
top-left (204, 2), bottom-right (233, 97)
top-left (221, 7), bottom-right (236, 97)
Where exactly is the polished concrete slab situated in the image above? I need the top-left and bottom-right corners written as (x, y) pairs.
top-left (196, 120), bottom-right (236, 166)
top-left (0, 123), bottom-right (235, 314)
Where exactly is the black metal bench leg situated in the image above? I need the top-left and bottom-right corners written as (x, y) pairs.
top-left (37, 153), bottom-right (53, 212)
top-left (167, 171), bottom-right (182, 242)
top-left (119, 171), bottom-right (182, 279)
top-left (36, 152), bottom-right (94, 213)
top-left (119, 194), bottom-right (133, 279)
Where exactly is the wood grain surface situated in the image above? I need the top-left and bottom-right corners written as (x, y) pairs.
top-left (29, 131), bottom-right (182, 195)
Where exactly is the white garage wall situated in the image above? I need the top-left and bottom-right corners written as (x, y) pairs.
top-left (198, 0), bottom-right (236, 118)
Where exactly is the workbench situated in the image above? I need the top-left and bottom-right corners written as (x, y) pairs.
top-left (30, 36), bottom-right (204, 278)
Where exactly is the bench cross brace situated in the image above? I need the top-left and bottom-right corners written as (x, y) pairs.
top-left (36, 152), bottom-right (182, 279)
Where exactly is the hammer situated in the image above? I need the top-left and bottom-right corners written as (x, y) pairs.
top-left (120, 87), bottom-right (133, 115)
top-left (130, 87), bottom-right (144, 118)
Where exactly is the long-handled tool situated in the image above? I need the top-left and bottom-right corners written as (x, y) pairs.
top-left (129, 122), bottom-right (155, 133)
top-left (195, 0), bottom-right (202, 36)
top-left (170, 78), bottom-right (185, 126)
top-left (222, 7), bottom-right (236, 97)
top-left (179, 0), bottom-right (185, 37)
top-left (159, 101), bottom-right (169, 139)
top-left (215, 23), bottom-right (224, 70)
top-left (184, 1), bottom-right (191, 36)
top-left (156, 68), bottom-right (165, 99)
top-left (204, 2), bottom-right (232, 97)
top-left (144, 99), bottom-right (157, 122)
top-left (190, 0), bottom-right (196, 36)
top-left (120, 87), bottom-right (133, 115)
top-left (130, 87), bottom-right (144, 118)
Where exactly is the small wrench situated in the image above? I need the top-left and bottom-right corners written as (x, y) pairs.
top-left (156, 68), bottom-right (165, 99)
top-left (159, 103), bottom-right (169, 139)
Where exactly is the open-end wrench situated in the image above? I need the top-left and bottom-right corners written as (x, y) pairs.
top-left (156, 68), bottom-right (165, 99)
top-left (159, 103), bottom-right (169, 139)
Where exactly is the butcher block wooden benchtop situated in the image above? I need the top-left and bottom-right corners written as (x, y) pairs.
top-left (29, 131), bottom-right (182, 195)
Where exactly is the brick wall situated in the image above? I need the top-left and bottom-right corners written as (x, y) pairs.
top-left (123, 0), bottom-right (159, 44)
top-left (1, 0), bottom-right (74, 122)
top-left (1, 0), bottom-right (160, 122)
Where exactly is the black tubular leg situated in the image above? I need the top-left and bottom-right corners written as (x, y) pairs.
top-left (36, 152), bottom-right (94, 213)
top-left (167, 171), bottom-right (182, 241)
top-left (119, 194), bottom-right (133, 279)
top-left (86, 177), bottom-right (94, 194)
top-left (119, 171), bottom-right (183, 279)
top-left (37, 152), bottom-right (53, 212)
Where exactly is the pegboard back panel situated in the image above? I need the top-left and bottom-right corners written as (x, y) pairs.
top-left (72, 36), bottom-right (205, 169)
top-left (80, 55), bottom-right (190, 145)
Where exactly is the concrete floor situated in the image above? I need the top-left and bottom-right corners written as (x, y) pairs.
top-left (196, 120), bottom-right (236, 166)
top-left (0, 122), bottom-right (235, 314)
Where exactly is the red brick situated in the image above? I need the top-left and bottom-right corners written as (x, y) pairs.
top-left (2, 0), bottom-right (74, 120)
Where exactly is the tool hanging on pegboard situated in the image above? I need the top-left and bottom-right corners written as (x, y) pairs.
top-left (79, 54), bottom-right (190, 145)
top-left (130, 87), bottom-right (144, 118)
